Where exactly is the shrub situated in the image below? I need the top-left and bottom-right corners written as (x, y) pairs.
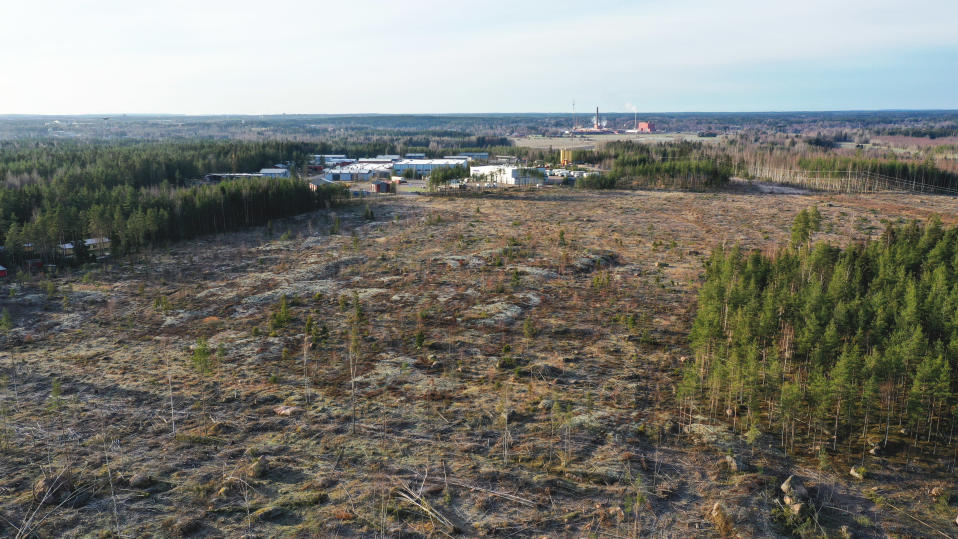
top-left (190, 338), bottom-right (214, 373)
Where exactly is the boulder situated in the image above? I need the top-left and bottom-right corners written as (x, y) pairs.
top-left (716, 455), bottom-right (741, 474)
top-left (248, 456), bottom-right (269, 478)
top-left (781, 475), bottom-right (808, 500)
top-left (129, 473), bottom-right (153, 489)
top-left (781, 475), bottom-right (809, 514)
top-left (273, 405), bottom-right (304, 417)
top-left (849, 466), bottom-right (865, 480)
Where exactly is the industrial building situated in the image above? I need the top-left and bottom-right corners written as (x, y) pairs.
top-left (259, 168), bottom-right (291, 178)
top-left (324, 163), bottom-right (393, 182)
top-left (404, 153), bottom-right (426, 159)
top-left (311, 155), bottom-right (355, 167)
top-left (392, 158), bottom-right (469, 176)
top-left (569, 107), bottom-right (616, 135)
top-left (204, 172), bottom-right (265, 182)
top-left (470, 165), bottom-right (543, 186)
top-left (627, 121), bottom-right (655, 134)
top-left (454, 152), bottom-right (489, 161)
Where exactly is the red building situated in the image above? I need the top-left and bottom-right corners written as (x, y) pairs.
top-left (0, 265), bottom-right (7, 278)
top-left (637, 121), bottom-right (655, 133)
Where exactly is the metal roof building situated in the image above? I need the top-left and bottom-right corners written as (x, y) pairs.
top-left (259, 168), bottom-right (291, 178)
top-left (392, 158), bottom-right (469, 176)
top-left (324, 163), bottom-right (393, 182)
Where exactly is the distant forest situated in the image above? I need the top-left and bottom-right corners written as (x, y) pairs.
top-left (3, 110), bottom-right (957, 140)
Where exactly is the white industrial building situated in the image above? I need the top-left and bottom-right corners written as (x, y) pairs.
top-left (470, 165), bottom-right (543, 186)
top-left (259, 168), bottom-right (291, 178)
top-left (392, 158), bottom-right (469, 177)
top-left (312, 155), bottom-right (355, 167)
top-left (324, 163), bottom-right (393, 182)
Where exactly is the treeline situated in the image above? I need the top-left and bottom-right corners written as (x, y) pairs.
top-left (0, 139), bottom-right (321, 189)
top-left (576, 142), bottom-right (732, 190)
top-left (804, 131), bottom-right (854, 149)
top-left (873, 126), bottom-right (958, 139)
top-left (0, 139), bottom-right (352, 268)
top-left (427, 165), bottom-right (470, 189)
top-left (682, 214), bottom-right (958, 462)
top-left (2, 178), bottom-right (345, 265)
top-left (797, 156), bottom-right (958, 191)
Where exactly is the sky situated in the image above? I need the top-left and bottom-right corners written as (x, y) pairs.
top-left (1, 0), bottom-right (957, 114)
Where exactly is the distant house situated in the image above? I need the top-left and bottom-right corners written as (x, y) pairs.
top-left (308, 177), bottom-right (336, 191)
top-left (58, 237), bottom-right (111, 258)
top-left (259, 168), bottom-right (290, 179)
top-left (85, 237), bottom-right (111, 253)
top-left (0, 265), bottom-right (7, 278)
top-left (370, 181), bottom-right (391, 193)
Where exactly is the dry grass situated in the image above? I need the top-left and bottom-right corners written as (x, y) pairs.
top-left (1, 187), bottom-right (957, 537)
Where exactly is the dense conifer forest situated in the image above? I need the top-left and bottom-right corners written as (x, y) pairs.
top-left (683, 213), bottom-right (958, 466)
top-left (0, 140), bottom-right (349, 265)
top-left (576, 141), bottom-right (733, 189)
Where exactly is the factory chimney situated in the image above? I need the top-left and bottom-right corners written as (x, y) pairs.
top-left (594, 107), bottom-right (599, 130)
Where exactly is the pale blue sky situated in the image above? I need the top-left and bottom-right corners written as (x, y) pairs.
top-left (1, 0), bottom-right (956, 114)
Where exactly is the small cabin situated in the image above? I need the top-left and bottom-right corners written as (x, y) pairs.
top-left (0, 265), bottom-right (7, 278)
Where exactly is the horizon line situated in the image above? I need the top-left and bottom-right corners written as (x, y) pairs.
top-left (2, 108), bottom-right (958, 118)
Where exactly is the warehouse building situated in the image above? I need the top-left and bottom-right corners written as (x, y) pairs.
top-left (259, 168), bottom-right (290, 178)
top-left (311, 155), bottom-right (355, 167)
top-left (324, 163), bottom-right (393, 182)
top-left (392, 158), bottom-right (469, 177)
top-left (470, 165), bottom-right (543, 186)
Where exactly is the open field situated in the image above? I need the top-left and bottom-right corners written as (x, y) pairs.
top-left (871, 135), bottom-right (958, 149)
top-left (1, 187), bottom-right (958, 537)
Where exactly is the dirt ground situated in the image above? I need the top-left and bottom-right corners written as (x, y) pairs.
top-left (1, 187), bottom-right (957, 538)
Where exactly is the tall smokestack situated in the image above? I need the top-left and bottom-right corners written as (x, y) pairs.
top-left (594, 107), bottom-right (599, 130)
